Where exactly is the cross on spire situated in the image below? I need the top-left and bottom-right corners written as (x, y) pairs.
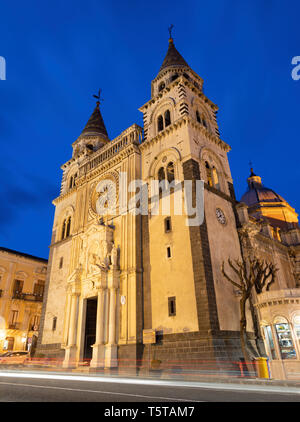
top-left (93, 89), bottom-right (104, 106)
top-left (168, 24), bottom-right (174, 39)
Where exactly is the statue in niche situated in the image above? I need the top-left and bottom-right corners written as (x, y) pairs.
top-left (111, 244), bottom-right (118, 267)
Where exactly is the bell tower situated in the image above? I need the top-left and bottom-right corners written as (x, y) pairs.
top-left (139, 31), bottom-right (248, 363)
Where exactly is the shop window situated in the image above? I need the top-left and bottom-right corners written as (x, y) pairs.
top-left (168, 297), bottom-right (176, 316)
top-left (293, 316), bottom-right (300, 345)
top-left (264, 326), bottom-right (277, 360)
top-left (275, 322), bottom-right (297, 359)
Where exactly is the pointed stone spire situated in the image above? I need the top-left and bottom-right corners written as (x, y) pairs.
top-left (158, 30), bottom-right (189, 74)
top-left (81, 101), bottom-right (109, 139)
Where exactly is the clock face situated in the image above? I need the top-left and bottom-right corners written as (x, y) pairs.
top-left (216, 208), bottom-right (226, 225)
top-left (95, 179), bottom-right (117, 216)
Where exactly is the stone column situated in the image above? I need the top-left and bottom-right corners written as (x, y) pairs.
top-left (105, 286), bottom-right (118, 368)
top-left (90, 287), bottom-right (106, 368)
top-left (63, 293), bottom-right (79, 368)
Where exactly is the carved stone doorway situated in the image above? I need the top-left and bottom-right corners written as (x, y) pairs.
top-left (83, 297), bottom-right (97, 361)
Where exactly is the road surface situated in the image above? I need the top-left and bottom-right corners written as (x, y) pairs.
top-left (0, 370), bottom-right (299, 402)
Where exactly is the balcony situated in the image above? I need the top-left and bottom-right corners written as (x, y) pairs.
top-left (254, 288), bottom-right (300, 308)
top-left (8, 323), bottom-right (20, 330)
top-left (12, 291), bottom-right (44, 302)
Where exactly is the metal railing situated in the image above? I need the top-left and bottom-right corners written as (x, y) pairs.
top-left (12, 291), bottom-right (43, 302)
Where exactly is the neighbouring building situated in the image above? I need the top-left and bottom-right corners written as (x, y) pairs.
top-left (35, 34), bottom-right (300, 379)
top-left (0, 247), bottom-right (47, 354)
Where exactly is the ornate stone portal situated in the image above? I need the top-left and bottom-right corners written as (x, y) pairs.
top-left (62, 221), bottom-right (120, 369)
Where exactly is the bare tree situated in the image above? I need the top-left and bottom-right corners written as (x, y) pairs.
top-left (221, 257), bottom-right (278, 362)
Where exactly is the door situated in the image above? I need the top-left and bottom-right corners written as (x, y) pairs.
top-left (83, 298), bottom-right (97, 360)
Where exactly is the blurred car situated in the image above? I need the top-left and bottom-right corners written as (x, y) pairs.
top-left (0, 351), bottom-right (30, 366)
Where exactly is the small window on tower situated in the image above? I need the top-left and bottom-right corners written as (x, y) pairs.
top-left (166, 246), bottom-right (172, 258)
top-left (196, 110), bottom-right (201, 123)
top-left (165, 217), bottom-right (172, 232)
top-left (205, 162), bottom-right (213, 187)
top-left (59, 257), bottom-right (63, 269)
top-left (168, 297), bottom-right (176, 317)
top-left (166, 162), bottom-right (175, 183)
top-left (164, 110), bottom-right (171, 127)
top-left (66, 217), bottom-right (71, 237)
top-left (157, 115), bottom-right (164, 132)
top-left (52, 317), bottom-right (57, 331)
top-left (212, 167), bottom-right (220, 190)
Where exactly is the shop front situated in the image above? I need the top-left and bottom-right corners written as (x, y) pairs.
top-left (255, 289), bottom-right (300, 380)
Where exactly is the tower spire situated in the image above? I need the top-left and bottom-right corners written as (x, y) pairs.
top-left (80, 91), bottom-right (109, 139)
top-left (158, 28), bottom-right (189, 74)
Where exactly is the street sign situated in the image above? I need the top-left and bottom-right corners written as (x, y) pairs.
top-left (143, 329), bottom-right (156, 344)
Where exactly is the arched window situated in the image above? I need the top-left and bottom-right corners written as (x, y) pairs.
top-left (61, 217), bottom-right (72, 240)
top-left (157, 115), bottom-right (164, 132)
top-left (61, 219), bottom-right (66, 240)
top-left (166, 162), bottom-right (175, 183)
top-left (212, 167), bottom-right (220, 190)
top-left (202, 117), bottom-right (207, 128)
top-left (66, 217), bottom-right (71, 238)
top-left (196, 110), bottom-right (201, 124)
top-left (171, 74), bottom-right (178, 82)
top-left (164, 110), bottom-right (171, 127)
top-left (205, 162), bottom-right (213, 187)
top-left (68, 173), bottom-right (78, 190)
top-left (158, 167), bottom-right (166, 192)
top-left (158, 167), bottom-right (165, 183)
top-left (69, 176), bottom-right (74, 189)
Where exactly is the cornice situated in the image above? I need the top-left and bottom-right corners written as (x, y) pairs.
top-left (140, 76), bottom-right (218, 112)
top-left (53, 186), bottom-right (76, 206)
top-left (140, 115), bottom-right (230, 152)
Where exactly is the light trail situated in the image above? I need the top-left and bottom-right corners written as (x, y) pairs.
top-left (0, 370), bottom-right (299, 396)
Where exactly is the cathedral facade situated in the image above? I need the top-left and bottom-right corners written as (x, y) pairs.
top-left (36, 36), bottom-right (300, 378)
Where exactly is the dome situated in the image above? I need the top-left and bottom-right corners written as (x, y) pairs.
top-left (241, 186), bottom-right (285, 207)
top-left (240, 168), bottom-right (298, 230)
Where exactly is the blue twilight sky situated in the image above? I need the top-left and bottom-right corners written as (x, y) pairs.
top-left (0, 0), bottom-right (299, 260)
